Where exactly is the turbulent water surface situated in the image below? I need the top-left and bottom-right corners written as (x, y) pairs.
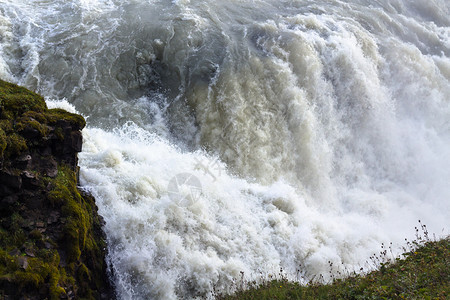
top-left (1, 0), bottom-right (449, 298)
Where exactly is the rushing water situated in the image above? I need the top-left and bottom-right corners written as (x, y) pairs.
top-left (1, 0), bottom-right (449, 298)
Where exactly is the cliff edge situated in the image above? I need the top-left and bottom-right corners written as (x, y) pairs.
top-left (0, 80), bottom-right (113, 299)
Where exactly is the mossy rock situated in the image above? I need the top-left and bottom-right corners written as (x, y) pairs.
top-left (0, 167), bottom-right (109, 299)
top-left (47, 108), bottom-right (86, 131)
top-left (0, 80), bottom-right (86, 162)
top-left (0, 80), bottom-right (47, 118)
top-left (0, 80), bottom-right (112, 299)
top-left (0, 128), bottom-right (6, 158)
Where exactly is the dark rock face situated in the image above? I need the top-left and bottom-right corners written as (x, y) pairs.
top-left (0, 80), bottom-right (114, 299)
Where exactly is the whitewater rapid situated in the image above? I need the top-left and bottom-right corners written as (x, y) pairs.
top-left (1, 0), bottom-right (450, 298)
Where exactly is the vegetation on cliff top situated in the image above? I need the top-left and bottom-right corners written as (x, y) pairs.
top-left (0, 80), bottom-right (85, 161)
top-left (218, 231), bottom-right (449, 300)
top-left (0, 80), bottom-right (110, 299)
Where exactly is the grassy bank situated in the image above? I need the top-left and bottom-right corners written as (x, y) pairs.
top-left (219, 232), bottom-right (449, 299)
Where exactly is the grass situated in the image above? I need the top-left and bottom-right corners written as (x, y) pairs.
top-left (217, 224), bottom-right (449, 299)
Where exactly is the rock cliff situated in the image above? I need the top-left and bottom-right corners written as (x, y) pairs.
top-left (0, 80), bottom-right (113, 299)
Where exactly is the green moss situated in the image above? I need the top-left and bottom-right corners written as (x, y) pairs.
top-left (0, 204), bottom-right (97, 298)
top-left (0, 80), bottom-right (47, 118)
top-left (0, 80), bottom-right (107, 299)
top-left (46, 164), bottom-right (107, 298)
top-left (0, 119), bottom-right (12, 132)
top-left (16, 115), bottom-right (50, 137)
top-left (77, 263), bottom-right (91, 282)
top-left (0, 79), bottom-right (86, 162)
top-left (0, 249), bottom-right (56, 292)
top-left (21, 111), bottom-right (48, 123)
top-left (28, 229), bottom-right (43, 241)
top-left (8, 213), bottom-right (27, 247)
top-left (54, 126), bottom-right (64, 140)
top-left (4, 133), bottom-right (28, 159)
top-left (52, 165), bottom-right (90, 263)
top-left (14, 270), bottom-right (43, 289)
top-left (47, 108), bottom-right (86, 130)
top-left (49, 266), bottom-right (66, 300)
top-left (0, 249), bottom-right (17, 273)
top-left (0, 128), bottom-right (6, 158)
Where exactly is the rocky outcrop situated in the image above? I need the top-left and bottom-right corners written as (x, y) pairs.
top-left (0, 80), bottom-right (113, 299)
